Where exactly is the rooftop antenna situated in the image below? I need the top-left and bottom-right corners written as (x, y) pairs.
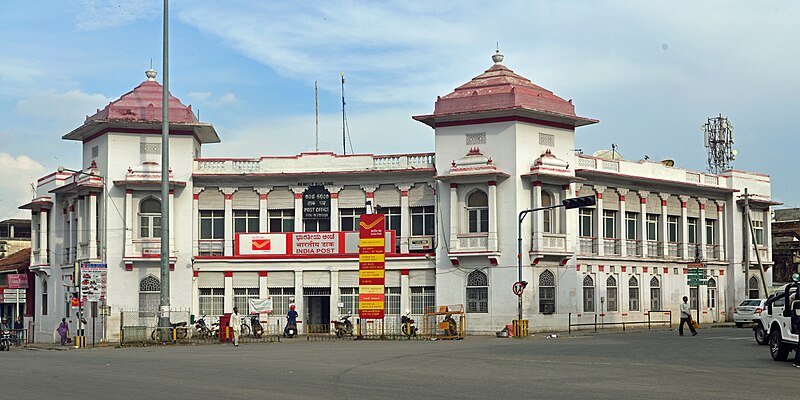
top-left (315, 81), bottom-right (319, 152)
top-left (611, 143), bottom-right (618, 160)
top-left (340, 72), bottom-right (354, 155)
top-left (701, 114), bottom-right (736, 174)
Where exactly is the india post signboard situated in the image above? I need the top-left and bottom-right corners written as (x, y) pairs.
top-left (359, 214), bottom-right (385, 319)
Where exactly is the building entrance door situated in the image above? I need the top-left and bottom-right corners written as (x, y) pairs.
top-left (304, 288), bottom-right (331, 333)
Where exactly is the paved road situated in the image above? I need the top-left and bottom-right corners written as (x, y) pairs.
top-left (5, 327), bottom-right (796, 400)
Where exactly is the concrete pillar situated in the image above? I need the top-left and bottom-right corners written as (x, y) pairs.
top-left (563, 184), bottom-right (574, 253)
top-left (326, 185), bottom-right (342, 232)
top-left (617, 188), bottom-right (629, 257)
top-left (594, 186), bottom-right (606, 256)
top-left (488, 181), bottom-right (498, 252)
top-left (169, 189), bottom-right (175, 252)
top-left (449, 183), bottom-right (458, 247)
top-left (638, 191), bottom-right (649, 258)
top-left (294, 271), bottom-right (304, 332)
top-left (532, 181), bottom-right (542, 252)
top-left (259, 271), bottom-right (268, 299)
top-left (191, 189), bottom-right (200, 256)
top-left (330, 270), bottom-right (339, 321)
top-left (125, 190), bottom-right (134, 257)
top-left (679, 195), bottom-right (689, 260)
top-left (69, 202), bottom-right (76, 264)
top-left (291, 187), bottom-right (304, 233)
top-left (659, 193), bottom-right (670, 258)
top-left (400, 270), bottom-right (410, 315)
top-left (256, 187), bottom-right (272, 233)
top-left (63, 207), bottom-right (71, 265)
top-left (716, 202), bottom-right (725, 261)
top-left (40, 209), bottom-right (49, 265)
top-left (397, 183), bottom-right (412, 254)
top-left (88, 193), bottom-right (98, 260)
top-left (221, 187), bottom-right (236, 256)
top-left (192, 271), bottom-right (199, 317)
top-left (223, 271), bottom-right (233, 313)
top-left (699, 198), bottom-right (707, 260)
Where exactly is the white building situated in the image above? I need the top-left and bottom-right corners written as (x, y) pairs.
top-left (21, 52), bottom-right (776, 341)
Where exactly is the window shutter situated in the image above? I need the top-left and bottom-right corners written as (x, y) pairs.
top-left (198, 188), bottom-right (224, 210)
top-left (385, 270), bottom-right (400, 287)
top-left (267, 271), bottom-right (294, 287)
top-left (197, 272), bottom-right (224, 288)
top-left (233, 272), bottom-right (259, 288)
top-left (338, 186), bottom-right (365, 208)
top-left (232, 188), bottom-right (259, 210)
top-left (338, 271), bottom-right (358, 287)
top-left (408, 184), bottom-right (434, 207)
top-left (409, 269), bottom-right (435, 286)
top-left (374, 185), bottom-right (400, 207)
top-left (646, 193), bottom-right (661, 214)
top-left (267, 187), bottom-right (294, 209)
top-left (667, 197), bottom-right (682, 215)
top-left (303, 271), bottom-right (330, 287)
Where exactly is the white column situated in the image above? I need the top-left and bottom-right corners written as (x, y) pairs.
top-left (638, 191), bottom-right (649, 258)
top-left (221, 187), bottom-right (236, 256)
top-left (256, 187), bottom-right (272, 233)
top-left (169, 190), bottom-right (175, 252)
top-left (400, 271), bottom-right (410, 314)
top-left (29, 212), bottom-right (38, 266)
top-left (617, 189), bottom-right (629, 257)
top-left (449, 183), bottom-right (458, 248)
top-left (76, 196), bottom-right (85, 259)
top-left (223, 272), bottom-right (233, 313)
top-left (488, 180), bottom-right (498, 252)
top-left (191, 189), bottom-right (200, 256)
top-left (397, 183), bottom-right (412, 254)
top-left (361, 184), bottom-right (379, 214)
top-left (659, 193), bottom-right (670, 258)
top-left (69, 201), bottom-right (76, 264)
top-left (192, 272), bottom-right (199, 317)
top-left (563, 184), bottom-right (575, 254)
top-left (698, 198), bottom-right (707, 260)
top-left (330, 270), bottom-right (340, 320)
top-left (532, 181), bottom-right (542, 252)
top-left (88, 192), bottom-right (98, 260)
top-left (715, 202), bottom-right (725, 261)
top-left (291, 187), bottom-right (304, 232)
top-left (294, 271), bottom-right (304, 332)
top-left (63, 207), bottom-right (71, 265)
top-left (40, 209), bottom-right (49, 265)
top-left (594, 186), bottom-right (606, 256)
top-left (326, 185), bottom-right (342, 232)
top-left (679, 195), bottom-right (689, 260)
top-left (125, 190), bottom-right (134, 257)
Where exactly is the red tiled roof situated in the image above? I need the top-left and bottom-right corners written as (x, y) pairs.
top-left (0, 248), bottom-right (30, 272)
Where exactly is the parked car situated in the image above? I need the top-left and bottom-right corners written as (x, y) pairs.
top-left (734, 299), bottom-right (766, 328)
top-left (754, 290), bottom-right (785, 345)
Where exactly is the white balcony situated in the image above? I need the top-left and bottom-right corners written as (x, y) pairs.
top-left (455, 234), bottom-right (489, 252)
top-left (533, 233), bottom-right (568, 254)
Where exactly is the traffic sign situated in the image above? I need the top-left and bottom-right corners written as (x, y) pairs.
top-left (512, 281), bottom-right (526, 296)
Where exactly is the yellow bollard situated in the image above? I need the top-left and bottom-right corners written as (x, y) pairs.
top-left (513, 320), bottom-right (529, 338)
top-left (172, 327), bottom-right (177, 342)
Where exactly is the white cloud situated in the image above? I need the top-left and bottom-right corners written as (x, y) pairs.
top-left (0, 154), bottom-right (47, 220)
top-left (74, 0), bottom-right (161, 31)
top-left (15, 89), bottom-right (112, 132)
top-left (218, 93), bottom-right (238, 105)
top-left (187, 92), bottom-right (212, 102)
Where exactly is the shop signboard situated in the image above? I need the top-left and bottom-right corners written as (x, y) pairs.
top-left (359, 214), bottom-right (385, 319)
top-left (235, 231), bottom-right (394, 256)
top-left (303, 186), bottom-right (331, 219)
top-left (8, 274), bottom-right (28, 289)
top-left (80, 263), bottom-right (107, 302)
top-left (293, 232), bottom-right (339, 254)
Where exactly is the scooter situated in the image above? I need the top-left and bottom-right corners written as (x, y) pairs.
top-left (284, 321), bottom-right (298, 338)
top-left (332, 315), bottom-right (354, 338)
top-left (0, 330), bottom-right (12, 351)
top-left (250, 315), bottom-right (264, 338)
top-left (401, 312), bottom-right (417, 337)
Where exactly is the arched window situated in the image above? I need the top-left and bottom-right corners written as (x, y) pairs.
top-left (650, 276), bottom-right (661, 311)
top-left (541, 191), bottom-right (553, 233)
top-left (583, 275), bottom-right (595, 312)
top-left (606, 275), bottom-right (618, 312)
top-left (139, 198), bottom-right (162, 238)
top-left (467, 190), bottom-right (489, 233)
top-left (466, 270), bottom-right (488, 313)
top-left (139, 275), bottom-right (161, 315)
top-left (628, 276), bottom-right (639, 311)
top-left (539, 270), bottom-right (556, 314)
top-left (748, 276), bottom-right (760, 299)
top-left (707, 278), bottom-right (717, 309)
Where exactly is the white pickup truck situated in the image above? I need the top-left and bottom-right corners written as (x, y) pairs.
top-left (761, 282), bottom-right (800, 361)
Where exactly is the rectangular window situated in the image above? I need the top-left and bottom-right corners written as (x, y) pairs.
top-left (234, 210), bottom-right (260, 233)
top-left (543, 210), bottom-right (553, 233)
top-left (199, 211), bottom-right (224, 239)
top-left (629, 287), bottom-right (640, 311)
top-left (603, 210), bottom-right (616, 239)
top-left (650, 287), bottom-right (661, 311)
top-left (626, 213), bottom-right (637, 240)
top-left (384, 287), bottom-right (401, 315)
top-left (339, 287), bottom-right (359, 316)
top-left (411, 206), bottom-right (435, 236)
top-left (41, 280), bottom-right (48, 316)
top-left (199, 288), bottom-right (225, 316)
top-left (377, 206), bottom-right (401, 237)
top-left (466, 287), bottom-right (488, 313)
top-left (607, 286), bottom-right (618, 312)
top-left (668, 216), bottom-right (680, 242)
top-left (752, 220), bottom-right (764, 245)
top-left (410, 286), bottom-right (435, 314)
top-left (139, 216), bottom-right (162, 238)
top-left (705, 219), bottom-right (716, 245)
top-left (687, 218), bottom-right (698, 244)
top-left (646, 214), bottom-right (658, 241)
top-left (690, 287), bottom-right (699, 310)
top-left (303, 218), bottom-right (331, 232)
top-left (539, 287), bottom-right (555, 314)
top-left (468, 208), bottom-right (489, 233)
top-left (233, 288), bottom-right (259, 313)
top-left (707, 288), bottom-right (717, 309)
top-left (340, 208), bottom-right (365, 232)
top-left (579, 209), bottom-right (593, 237)
top-left (269, 288), bottom-right (295, 316)
top-left (583, 286), bottom-right (595, 312)
top-left (268, 209), bottom-right (295, 233)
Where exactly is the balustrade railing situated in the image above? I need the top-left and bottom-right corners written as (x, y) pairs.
top-left (646, 241), bottom-right (662, 257)
top-left (579, 237), bottom-right (597, 255)
top-left (456, 234), bottom-right (489, 251)
top-left (625, 239), bottom-right (642, 257)
top-left (603, 238), bottom-right (621, 255)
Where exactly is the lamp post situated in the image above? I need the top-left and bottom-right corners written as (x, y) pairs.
top-left (59, 166), bottom-right (106, 347)
top-left (515, 195), bottom-right (596, 336)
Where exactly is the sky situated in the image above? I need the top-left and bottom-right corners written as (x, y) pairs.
top-left (1, 1), bottom-right (798, 220)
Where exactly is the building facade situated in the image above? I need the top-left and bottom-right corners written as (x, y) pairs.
top-left (21, 53), bottom-right (776, 341)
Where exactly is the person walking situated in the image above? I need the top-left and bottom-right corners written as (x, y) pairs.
top-left (13, 316), bottom-right (23, 345)
top-left (57, 318), bottom-right (70, 345)
top-left (229, 307), bottom-right (242, 347)
top-left (679, 296), bottom-right (698, 336)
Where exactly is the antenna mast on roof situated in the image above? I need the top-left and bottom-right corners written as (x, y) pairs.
top-left (341, 72), bottom-right (347, 155)
top-left (315, 81), bottom-right (319, 152)
top-left (701, 114), bottom-right (736, 174)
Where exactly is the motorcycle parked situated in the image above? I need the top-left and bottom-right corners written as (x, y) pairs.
top-left (195, 315), bottom-right (212, 338)
top-left (332, 315), bottom-right (354, 338)
top-left (401, 312), bottom-right (417, 337)
top-left (249, 315), bottom-right (264, 338)
top-left (0, 330), bottom-right (11, 351)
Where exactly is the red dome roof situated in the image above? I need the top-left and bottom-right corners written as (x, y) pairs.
top-left (85, 72), bottom-right (196, 124)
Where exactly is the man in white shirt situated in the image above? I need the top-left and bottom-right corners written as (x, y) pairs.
top-left (229, 307), bottom-right (242, 347)
top-left (679, 296), bottom-right (698, 336)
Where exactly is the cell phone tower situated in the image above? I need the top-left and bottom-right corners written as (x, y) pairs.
top-left (701, 114), bottom-right (737, 174)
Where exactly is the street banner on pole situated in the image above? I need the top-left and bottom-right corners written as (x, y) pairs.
top-left (248, 298), bottom-right (273, 314)
top-left (359, 214), bottom-right (385, 319)
top-left (80, 263), bottom-right (108, 302)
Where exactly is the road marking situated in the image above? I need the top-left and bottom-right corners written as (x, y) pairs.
top-left (700, 336), bottom-right (751, 341)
